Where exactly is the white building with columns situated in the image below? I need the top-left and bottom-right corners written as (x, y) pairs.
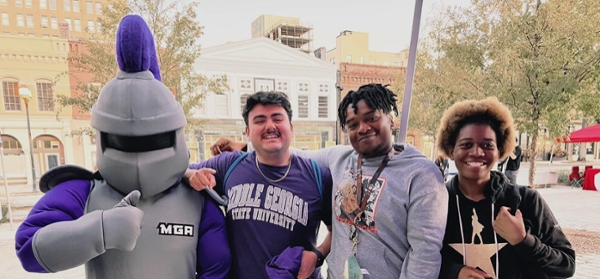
top-left (192, 37), bottom-right (338, 160)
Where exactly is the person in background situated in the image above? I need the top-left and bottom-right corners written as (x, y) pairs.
top-left (435, 155), bottom-right (450, 181)
top-left (436, 97), bottom-right (575, 279)
top-left (503, 138), bottom-right (523, 184)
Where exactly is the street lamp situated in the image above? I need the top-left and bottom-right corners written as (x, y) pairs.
top-left (19, 85), bottom-right (37, 192)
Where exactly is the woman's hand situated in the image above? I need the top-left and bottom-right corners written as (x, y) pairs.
top-left (493, 206), bottom-right (527, 245)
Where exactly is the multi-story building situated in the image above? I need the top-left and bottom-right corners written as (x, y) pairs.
top-left (192, 37), bottom-right (338, 160)
top-left (313, 31), bottom-right (429, 154)
top-left (66, 39), bottom-right (98, 170)
top-left (335, 62), bottom-right (426, 151)
top-left (0, 0), bottom-right (109, 40)
top-left (251, 15), bottom-right (313, 54)
top-left (0, 0), bottom-right (113, 179)
top-left (0, 34), bottom-right (73, 187)
top-left (323, 30), bottom-right (408, 68)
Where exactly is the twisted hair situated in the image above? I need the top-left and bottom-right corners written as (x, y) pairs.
top-left (338, 84), bottom-right (399, 130)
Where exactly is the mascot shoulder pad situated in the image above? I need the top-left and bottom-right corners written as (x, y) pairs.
top-left (39, 165), bottom-right (94, 193)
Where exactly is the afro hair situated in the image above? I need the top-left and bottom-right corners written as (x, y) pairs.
top-left (435, 97), bottom-right (516, 161)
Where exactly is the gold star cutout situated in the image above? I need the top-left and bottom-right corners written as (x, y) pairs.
top-left (449, 242), bottom-right (507, 278)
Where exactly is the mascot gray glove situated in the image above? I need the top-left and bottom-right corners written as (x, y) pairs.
top-left (102, 190), bottom-right (144, 251)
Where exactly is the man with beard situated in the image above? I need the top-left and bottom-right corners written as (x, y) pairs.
top-left (186, 91), bottom-right (333, 279)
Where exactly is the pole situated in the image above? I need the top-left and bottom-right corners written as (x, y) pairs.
top-left (0, 130), bottom-right (14, 229)
top-left (335, 70), bottom-right (343, 145)
top-left (24, 99), bottom-right (37, 192)
top-left (398, 0), bottom-right (424, 143)
top-left (545, 144), bottom-right (555, 188)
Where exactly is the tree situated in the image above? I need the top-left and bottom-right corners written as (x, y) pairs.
top-left (56, 0), bottom-right (228, 136)
top-left (394, 11), bottom-right (488, 150)
top-left (411, 0), bottom-right (600, 186)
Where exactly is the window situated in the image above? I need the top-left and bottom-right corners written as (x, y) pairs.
top-left (2, 81), bottom-right (21, 111)
top-left (74, 19), bottom-right (80, 31)
top-left (87, 20), bottom-right (94, 32)
top-left (64, 18), bottom-right (72, 30)
top-left (394, 62), bottom-right (399, 67)
top-left (86, 1), bottom-right (93, 13)
top-left (0, 0), bottom-right (6, 5)
top-left (95, 2), bottom-right (102, 14)
top-left (26, 14), bottom-right (33, 27)
top-left (34, 139), bottom-right (60, 149)
top-left (16, 14), bottom-right (24, 27)
top-left (96, 21), bottom-right (101, 32)
top-left (346, 55), bottom-right (352, 63)
top-left (1, 137), bottom-right (22, 150)
top-left (216, 94), bottom-right (229, 116)
top-left (15, 0), bottom-right (22, 7)
top-left (240, 94), bottom-right (250, 115)
top-left (41, 16), bottom-right (48, 28)
top-left (36, 82), bottom-right (54, 111)
top-left (371, 60), bottom-right (375, 65)
top-left (63, 0), bottom-right (70, 11)
top-left (49, 0), bottom-right (56, 10)
top-left (318, 96), bottom-right (328, 118)
top-left (384, 61), bottom-right (390, 66)
top-left (360, 57), bottom-right (364, 64)
top-left (50, 17), bottom-right (57, 29)
top-left (331, 57), bottom-right (335, 65)
top-left (298, 95), bottom-right (309, 118)
top-left (25, 0), bottom-right (32, 7)
top-left (1, 13), bottom-right (8, 26)
top-left (39, 0), bottom-right (46, 8)
top-left (73, 0), bottom-right (79, 12)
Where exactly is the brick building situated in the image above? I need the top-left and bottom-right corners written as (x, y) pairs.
top-left (336, 62), bottom-right (424, 151)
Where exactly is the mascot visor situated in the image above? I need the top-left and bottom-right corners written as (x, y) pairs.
top-left (102, 131), bottom-right (175, 153)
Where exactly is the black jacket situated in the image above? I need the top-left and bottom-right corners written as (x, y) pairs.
top-left (439, 171), bottom-right (575, 279)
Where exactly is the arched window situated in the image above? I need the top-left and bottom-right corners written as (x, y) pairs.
top-left (36, 81), bottom-right (54, 111)
top-left (1, 78), bottom-right (21, 111)
top-left (1, 134), bottom-right (23, 155)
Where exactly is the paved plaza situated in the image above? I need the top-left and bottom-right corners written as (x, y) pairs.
top-left (1, 185), bottom-right (599, 278)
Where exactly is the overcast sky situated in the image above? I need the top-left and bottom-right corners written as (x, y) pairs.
top-left (191, 0), bottom-right (472, 53)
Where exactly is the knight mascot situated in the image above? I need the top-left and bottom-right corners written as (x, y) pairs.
top-left (15, 15), bottom-right (230, 279)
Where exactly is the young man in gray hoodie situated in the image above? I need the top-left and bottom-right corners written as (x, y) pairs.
top-left (209, 84), bottom-right (448, 279)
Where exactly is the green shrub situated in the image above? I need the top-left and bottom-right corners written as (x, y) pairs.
top-left (0, 202), bottom-right (7, 223)
top-left (557, 170), bottom-right (570, 185)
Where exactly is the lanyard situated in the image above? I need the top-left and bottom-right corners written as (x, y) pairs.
top-left (349, 148), bottom-right (394, 253)
top-left (355, 150), bottom-right (392, 213)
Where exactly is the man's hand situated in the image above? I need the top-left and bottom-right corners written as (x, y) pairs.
top-left (185, 168), bottom-right (217, 191)
top-left (493, 206), bottom-right (526, 245)
top-left (457, 266), bottom-right (493, 279)
top-left (298, 250), bottom-right (318, 279)
top-left (210, 138), bottom-right (247, 156)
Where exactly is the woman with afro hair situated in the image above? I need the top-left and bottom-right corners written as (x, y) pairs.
top-left (436, 97), bottom-right (575, 279)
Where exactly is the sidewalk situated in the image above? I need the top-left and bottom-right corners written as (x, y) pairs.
top-left (1, 185), bottom-right (599, 278)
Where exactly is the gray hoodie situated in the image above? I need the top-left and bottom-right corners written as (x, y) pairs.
top-left (296, 144), bottom-right (448, 279)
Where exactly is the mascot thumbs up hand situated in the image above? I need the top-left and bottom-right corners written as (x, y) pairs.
top-left (102, 190), bottom-right (144, 251)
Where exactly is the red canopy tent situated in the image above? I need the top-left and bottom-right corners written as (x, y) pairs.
top-left (557, 124), bottom-right (600, 143)
top-left (556, 123), bottom-right (600, 191)
top-left (567, 124), bottom-right (600, 143)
